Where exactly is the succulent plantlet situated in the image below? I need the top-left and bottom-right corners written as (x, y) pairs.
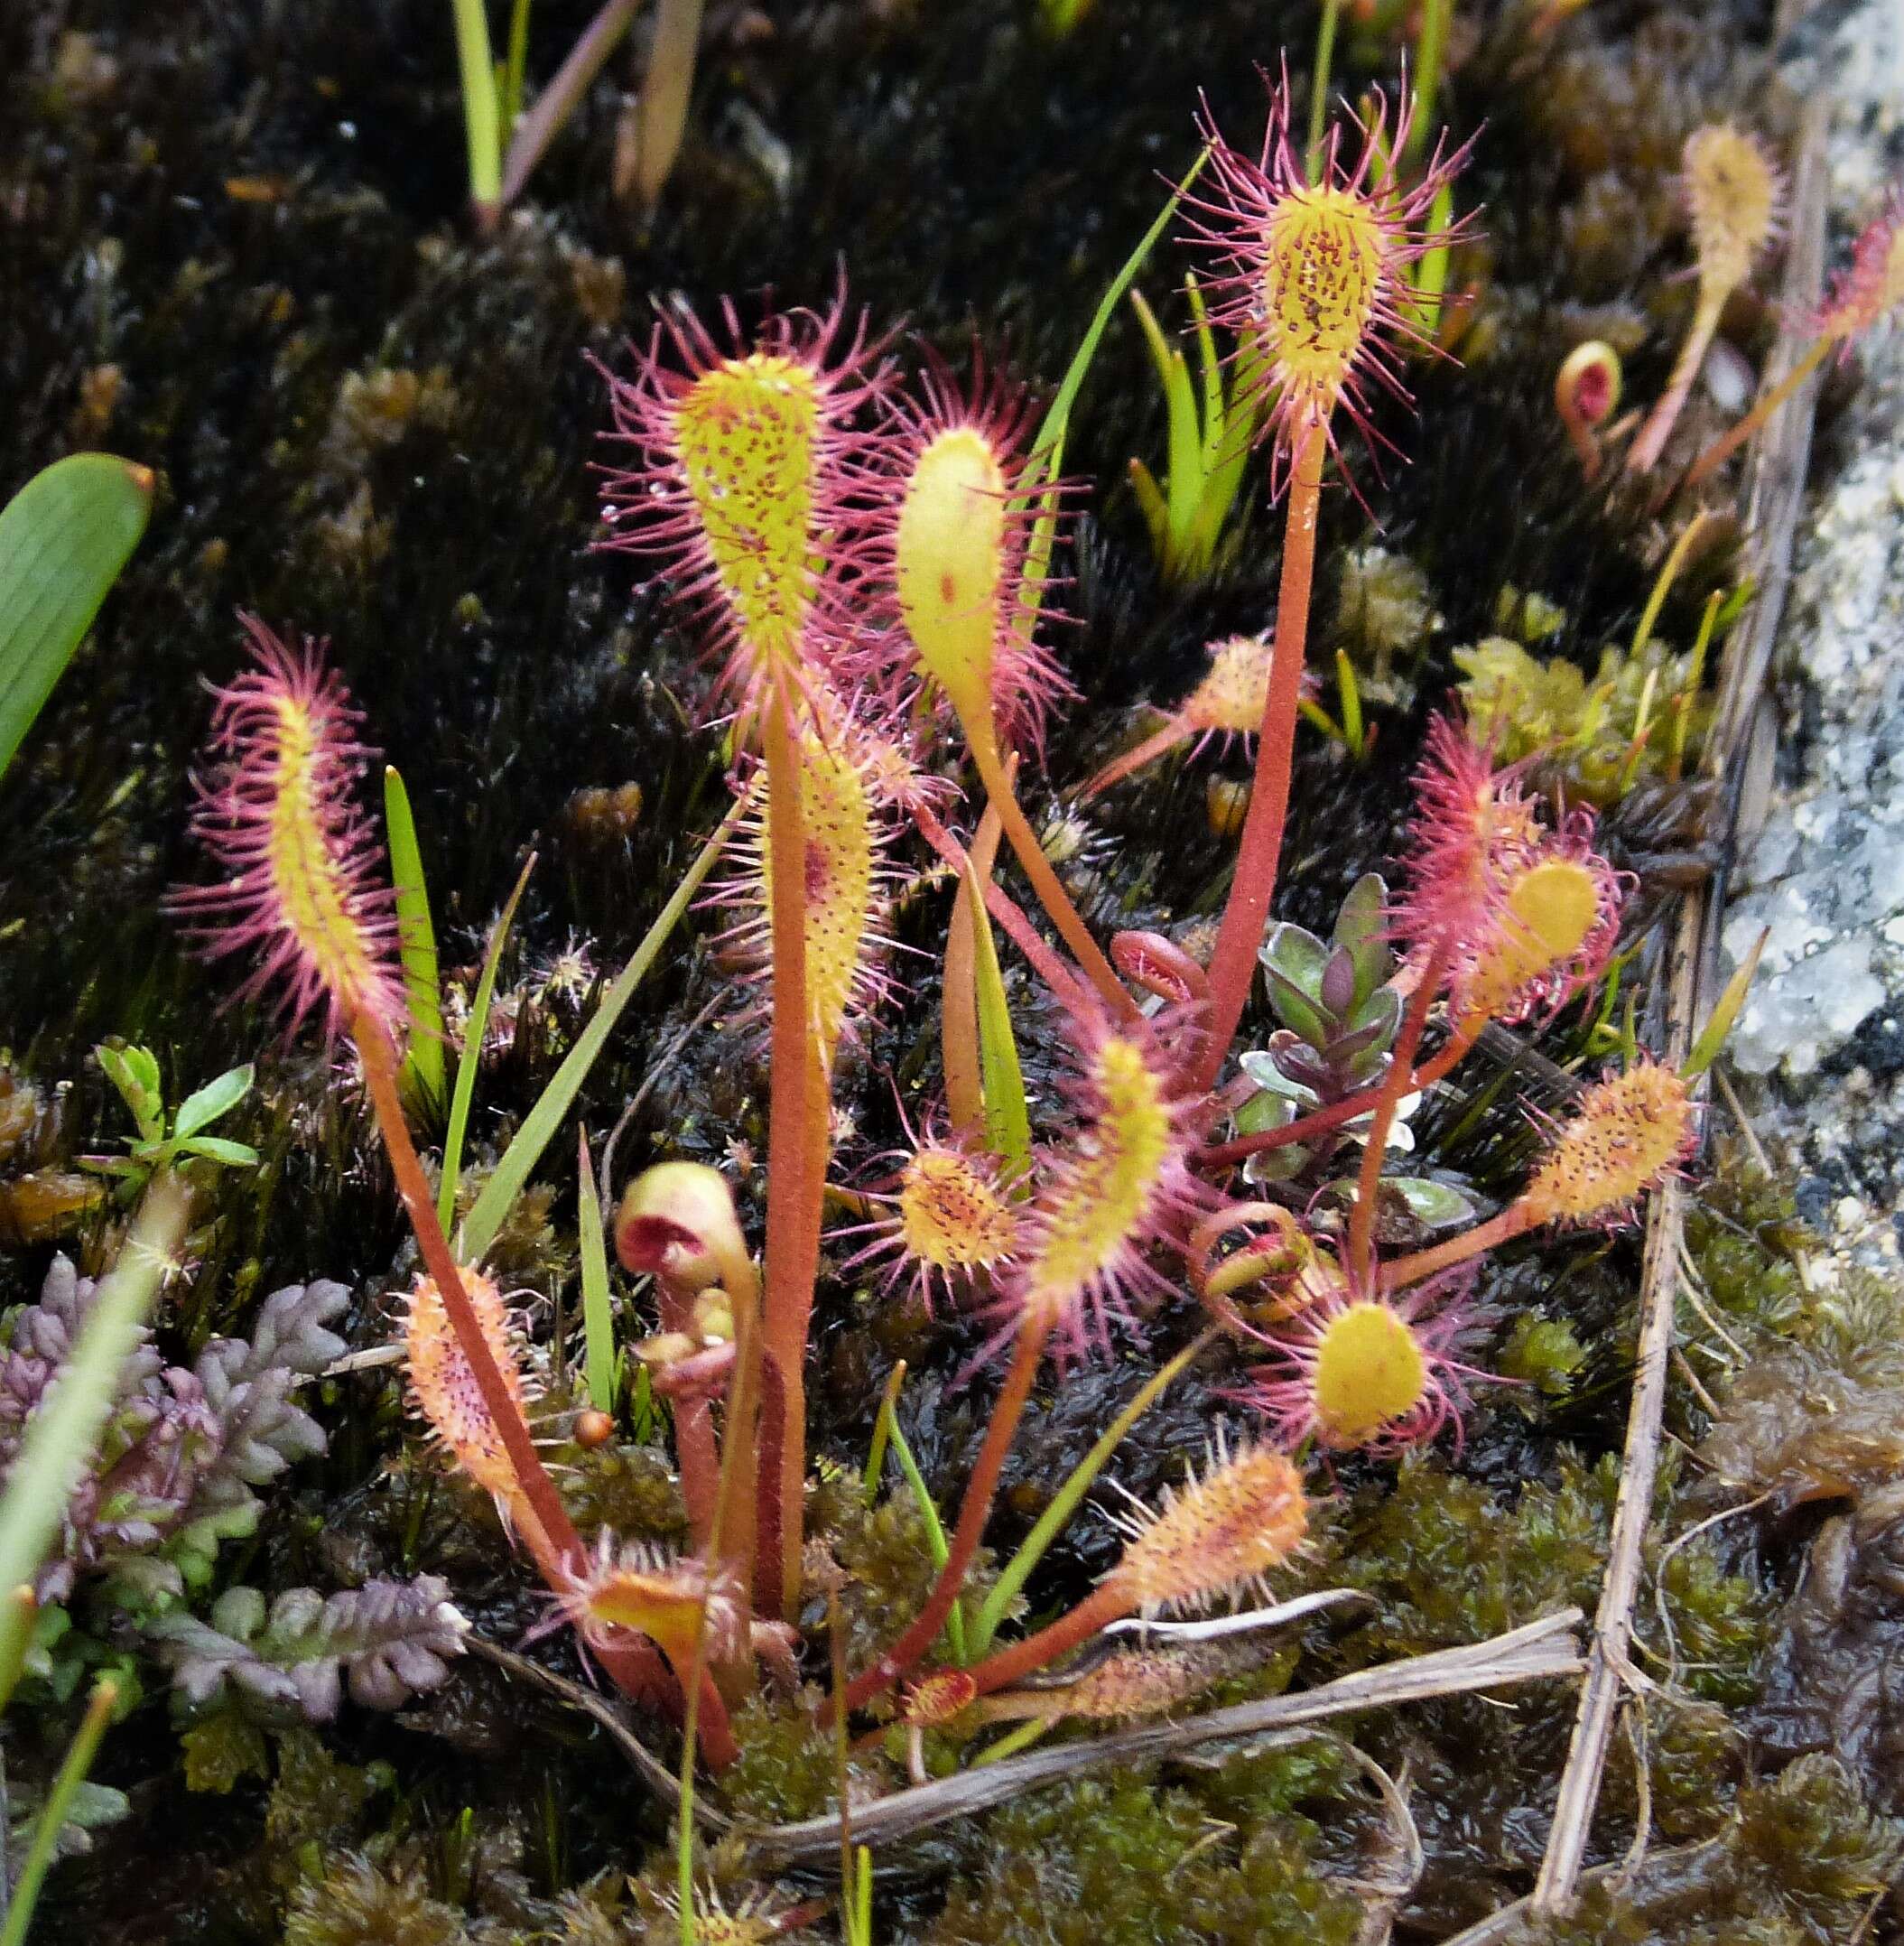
top-left (1179, 71), bottom-right (1475, 1090)
top-left (1683, 183), bottom-right (1904, 493)
top-left (1554, 340), bottom-right (1622, 481)
top-left (1077, 629), bottom-right (1277, 801)
top-left (837, 1122), bottom-right (1020, 1311)
top-left (1243, 1261), bottom-right (1488, 1455)
top-left (1629, 124), bottom-right (1783, 473)
top-left (705, 707), bottom-right (899, 1066)
top-left (403, 1267), bottom-right (542, 1541)
top-left (168, 616), bottom-right (406, 1044)
top-left (943, 1435), bottom-right (1307, 1699)
top-left (1002, 1010), bottom-right (1203, 1362)
top-left (595, 291), bottom-right (887, 720)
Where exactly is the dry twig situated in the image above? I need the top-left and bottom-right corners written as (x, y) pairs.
top-left (1528, 44), bottom-right (1832, 1914)
top-left (742, 1611), bottom-right (1583, 1867)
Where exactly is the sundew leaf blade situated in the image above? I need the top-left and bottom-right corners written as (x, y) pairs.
top-left (0, 454), bottom-right (152, 780)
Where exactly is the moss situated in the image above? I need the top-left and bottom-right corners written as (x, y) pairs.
top-left (181, 1708), bottom-right (271, 1794)
top-left (1495, 1756), bottom-right (1899, 1946)
top-left (1497, 1312), bottom-right (1590, 1400)
top-left (716, 1690), bottom-right (883, 1826)
top-left (282, 1854), bottom-right (469, 1946)
top-left (922, 1774), bottom-right (1362, 1946)
top-left (557, 1437), bottom-right (690, 1549)
top-left (806, 1476), bottom-right (998, 1675)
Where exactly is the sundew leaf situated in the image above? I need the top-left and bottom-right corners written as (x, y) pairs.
top-left (0, 453), bottom-right (153, 780)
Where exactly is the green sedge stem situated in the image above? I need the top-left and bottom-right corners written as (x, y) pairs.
top-left (576, 1131), bottom-right (616, 1413)
top-left (1307, 0), bottom-right (1343, 177)
top-left (972, 1717), bottom-right (1051, 1765)
top-left (439, 853), bottom-right (534, 1236)
top-left (0, 1675), bottom-right (118, 1946)
top-left (1407, 0), bottom-right (1452, 166)
top-left (449, 0), bottom-right (503, 220)
top-left (969, 1329), bottom-right (1216, 1658)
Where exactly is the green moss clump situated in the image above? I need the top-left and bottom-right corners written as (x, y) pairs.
top-left (1497, 1313), bottom-right (1590, 1400)
top-left (1333, 545), bottom-right (1440, 700)
top-left (282, 1853), bottom-right (469, 1946)
top-left (806, 1476), bottom-right (998, 1674)
top-left (1495, 1755), bottom-right (1899, 1945)
top-left (557, 1436), bottom-right (690, 1548)
top-left (1453, 635), bottom-right (1714, 805)
top-left (716, 1690), bottom-right (883, 1826)
top-left (923, 1775), bottom-right (1362, 1946)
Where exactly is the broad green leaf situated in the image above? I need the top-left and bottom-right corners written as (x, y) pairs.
top-left (0, 454), bottom-right (153, 780)
top-left (177, 1136), bottom-right (260, 1168)
top-left (385, 766), bottom-right (446, 1109)
top-left (173, 1064), bottom-right (254, 1139)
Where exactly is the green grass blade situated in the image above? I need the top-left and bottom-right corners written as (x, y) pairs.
top-left (970, 1330), bottom-right (1211, 1657)
top-left (385, 766), bottom-right (447, 1110)
top-left (0, 1673), bottom-right (120, 1946)
top-left (866, 1364), bottom-right (965, 1664)
top-left (1018, 148), bottom-right (1209, 633)
top-left (438, 855), bottom-right (535, 1236)
top-left (0, 1179), bottom-right (186, 1602)
top-left (577, 1130), bottom-right (616, 1411)
top-left (967, 861), bottom-right (1032, 1183)
top-left (0, 454), bottom-right (153, 781)
top-left (1029, 146), bottom-right (1208, 469)
top-left (460, 791), bottom-right (752, 1266)
top-left (0, 1586), bottom-right (35, 1716)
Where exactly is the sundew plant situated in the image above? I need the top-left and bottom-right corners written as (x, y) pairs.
top-left (159, 61), bottom-right (1702, 1748)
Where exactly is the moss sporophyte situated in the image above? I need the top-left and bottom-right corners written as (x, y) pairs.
top-left (165, 56), bottom-right (1716, 1798)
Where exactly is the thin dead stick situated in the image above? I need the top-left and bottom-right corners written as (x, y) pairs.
top-left (1440, 1839), bottom-right (1725, 1946)
top-left (1528, 51), bottom-right (1829, 1917)
top-left (746, 1609), bottom-right (1582, 1867)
